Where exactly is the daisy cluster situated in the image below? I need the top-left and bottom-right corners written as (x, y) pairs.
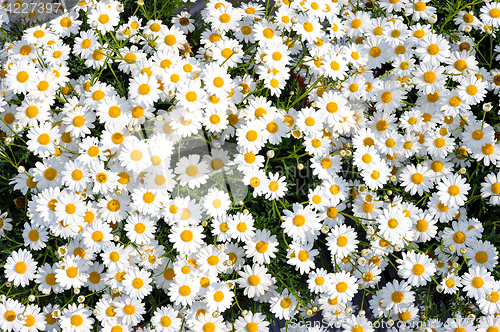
top-left (1, 0), bottom-right (500, 331)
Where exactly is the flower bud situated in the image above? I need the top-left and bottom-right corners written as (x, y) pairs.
top-left (52, 309), bottom-right (61, 318)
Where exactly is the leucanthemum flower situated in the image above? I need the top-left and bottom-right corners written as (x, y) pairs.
top-left (168, 226), bottom-right (206, 255)
top-left (174, 154), bottom-right (210, 189)
top-left (90, 162), bottom-right (120, 195)
top-left (465, 240), bottom-right (499, 271)
top-left (202, 188), bottom-right (231, 218)
top-left (412, 212), bottom-right (438, 242)
top-left (399, 163), bottom-right (433, 195)
top-left (374, 80), bottom-right (404, 112)
top-left (227, 212), bottom-right (256, 243)
top-left (244, 229), bottom-right (279, 265)
top-left (380, 280), bottom-right (415, 313)
top-left (152, 306), bottom-right (182, 332)
top-left (125, 213), bottom-right (156, 245)
top-left (462, 266), bottom-right (495, 301)
top-left (236, 119), bottom-right (269, 151)
top-left (281, 203), bottom-right (322, 243)
top-left (4, 248), bottom-right (38, 287)
top-left (481, 172), bottom-right (500, 205)
top-left (82, 220), bottom-right (113, 253)
top-left (441, 220), bottom-right (478, 253)
top-left (457, 75), bottom-right (487, 105)
top-left (55, 190), bottom-right (86, 225)
top-left (237, 263), bottom-right (273, 299)
top-left (204, 282), bottom-right (234, 313)
top-left (415, 34), bottom-right (450, 66)
top-left (129, 73), bottom-right (160, 106)
top-left (441, 273), bottom-right (462, 294)
top-left (436, 173), bottom-right (470, 207)
top-left (327, 224), bottom-right (358, 259)
top-left (377, 206), bottom-right (412, 242)
top-left (98, 194), bottom-right (131, 224)
top-left (122, 267), bottom-right (153, 300)
top-left (361, 161), bottom-right (391, 190)
top-left (5, 59), bottom-right (39, 95)
top-left (328, 271), bottom-right (358, 304)
top-left (269, 289), bottom-right (297, 320)
top-left (480, 2), bottom-right (500, 28)
top-left (412, 63), bottom-right (447, 94)
top-left (88, 3), bottom-right (120, 32)
top-left (27, 122), bottom-right (60, 158)
top-left (263, 172), bottom-right (288, 201)
top-left (233, 312), bottom-right (269, 332)
top-left (397, 251), bottom-right (436, 286)
top-left (55, 256), bottom-right (89, 290)
top-left (114, 296), bottom-right (146, 326)
top-left (22, 222), bottom-right (48, 251)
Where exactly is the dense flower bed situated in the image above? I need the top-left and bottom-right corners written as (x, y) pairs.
top-left (1, 0), bottom-right (500, 331)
